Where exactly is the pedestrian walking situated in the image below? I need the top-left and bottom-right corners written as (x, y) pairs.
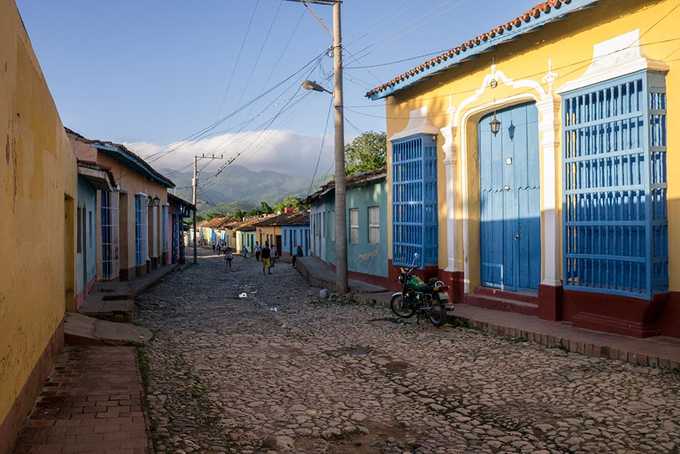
top-left (242, 246), bottom-right (248, 258)
top-left (255, 243), bottom-right (261, 262)
top-left (225, 247), bottom-right (233, 271)
top-left (292, 244), bottom-right (303, 267)
top-left (261, 242), bottom-right (272, 275)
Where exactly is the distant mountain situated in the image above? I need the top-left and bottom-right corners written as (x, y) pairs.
top-left (164, 164), bottom-right (314, 212)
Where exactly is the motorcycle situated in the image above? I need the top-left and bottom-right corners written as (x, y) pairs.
top-left (390, 253), bottom-right (450, 326)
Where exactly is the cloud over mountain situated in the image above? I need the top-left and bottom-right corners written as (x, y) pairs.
top-left (126, 129), bottom-right (333, 178)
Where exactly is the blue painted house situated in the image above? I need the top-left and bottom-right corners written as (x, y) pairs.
top-left (309, 170), bottom-right (388, 286)
top-left (75, 161), bottom-right (116, 308)
top-left (281, 212), bottom-right (310, 257)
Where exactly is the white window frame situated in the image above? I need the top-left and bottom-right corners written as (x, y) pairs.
top-left (368, 206), bottom-right (380, 244)
top-left (349, 208), bottom-right (359, 245)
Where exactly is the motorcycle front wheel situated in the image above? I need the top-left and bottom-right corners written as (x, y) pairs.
top-left (390, 293), bottom-right (416, 318)
top-left (429, 300), bottom-right (447, 327)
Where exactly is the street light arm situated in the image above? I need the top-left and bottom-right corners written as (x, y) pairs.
top-left (301, 79), bottom-right (332, 94)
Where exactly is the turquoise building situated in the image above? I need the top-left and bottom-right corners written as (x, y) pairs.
top-left (309, 170), bottom-right (388, 284)
top-left (75, 161), bottom-right (116, 308)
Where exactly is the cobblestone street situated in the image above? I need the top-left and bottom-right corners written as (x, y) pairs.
top-left (137, 251), bottom-right (680, 454)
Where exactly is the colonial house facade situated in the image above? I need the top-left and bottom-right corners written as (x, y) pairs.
top-left (367, 0), bottom-right (678, 337)
top-left (309, 170), bottom-right (389, 287)
top-left (76, 162), bottom-right (116, 308)
top-left (168, 193), bottom-right (194, 265)
top-left (67, 129), bottom-right (176, 281)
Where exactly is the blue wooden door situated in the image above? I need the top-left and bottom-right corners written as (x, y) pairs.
top-left (479, 102), bottom-right (540, 292)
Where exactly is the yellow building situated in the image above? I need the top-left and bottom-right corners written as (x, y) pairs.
top-left (0, 1), bottom-right (77, 450)
top-left (368, 0), bottom-right (679, 337)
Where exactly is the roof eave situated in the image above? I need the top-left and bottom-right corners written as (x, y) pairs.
top-left (367, 0), bottom-right (600, 100)
top-left (94, 143), bottom-right (175, 188)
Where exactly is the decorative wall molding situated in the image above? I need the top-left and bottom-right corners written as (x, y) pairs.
top-left (453, 64), bottom-right (559, 292)
top-left (441, 106), bottom-right (458, 272)
top-left (388, 107), bottom-right (439, 141)
top-left (557, 29), bottom-right (669, 94)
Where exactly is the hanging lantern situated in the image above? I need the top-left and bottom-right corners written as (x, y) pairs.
top-left (490, 113), bottom-right (501, 136)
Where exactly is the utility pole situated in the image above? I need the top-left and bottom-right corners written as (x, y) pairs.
top-left (192, 155), bottom-right (198, 264)
top-left (192, 153), bottom-right (223, 264)
top-left (331, 0), bottom-right (347, 295)
top-left (288, 0), bottom-right (347, 294)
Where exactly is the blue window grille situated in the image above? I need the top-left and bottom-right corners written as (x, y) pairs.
top-left (562, 70), bottom-right (668, 298)
top-left (392, 134), bottom-right (438, 267)
top-left (101, 191), bottom-right (112, 279)
top-left (134, 195), bottom-right (147, 267)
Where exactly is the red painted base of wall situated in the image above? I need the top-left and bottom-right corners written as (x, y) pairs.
top-left (448, 271), bottom-right (679, 338)
top-left (325, 261), bottom-right (393, 290)
top-left (0, 320), bottom-right (64, 454)
top-left (562, 290), bottom-right (674, 338)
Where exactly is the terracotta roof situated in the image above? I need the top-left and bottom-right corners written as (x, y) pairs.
top-left (366, 0), bottom-right (598, 99)
top-left (232, 215), bottom-right (275, 231)
top-left (307, 168), bottom-right (386, 203)
top-left (253, 211), bottom-right (310, 227)
top-left (205, 217), bottom-right (227, 229)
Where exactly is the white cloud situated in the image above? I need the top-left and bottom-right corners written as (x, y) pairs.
top-left (125, 129), bottom-right (333, 177)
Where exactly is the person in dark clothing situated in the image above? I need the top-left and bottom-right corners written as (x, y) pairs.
top-left (292, 245), bottom-right (303, 267)
top-left (261, 242), bottom-right (272, 275)
top-left (224, 247), bottom-right (233, 271)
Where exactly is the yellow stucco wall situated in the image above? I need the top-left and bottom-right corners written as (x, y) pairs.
top-left (384, 0), bottom-right (679, 291)
top-left (257, 226), bottom-right (281, 249)
top-left (0, 0), bottom-right (77, 426)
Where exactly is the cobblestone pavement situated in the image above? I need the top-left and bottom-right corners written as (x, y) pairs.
top-left (137, 250), bottom-right (680, 454)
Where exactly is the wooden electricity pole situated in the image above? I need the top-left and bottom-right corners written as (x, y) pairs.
top-left (192, 153), bottom-right (223, 264)
top-left (286, 0), bottom-right (347, 294)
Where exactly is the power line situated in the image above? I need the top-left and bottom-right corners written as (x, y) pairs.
top-left (264, 8), bottom-right (306, 87)
top-left (235, 0), bottom-right (283, 109)
top-left (144, 49), bottom-right (327, 163)
top-left (216, 0), bottom-right (261, 116)
top-left (308, 96), bottom-right (334, 195)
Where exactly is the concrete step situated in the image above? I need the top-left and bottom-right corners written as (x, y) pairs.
top-left (64, 313), bottom-right (152, 346)
top-left (79, 297), bottom-right (135, 322)
top-left (466, 293), bottom-right (539, 316)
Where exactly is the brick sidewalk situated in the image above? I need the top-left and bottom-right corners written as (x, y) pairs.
top-left (13, 346), bottom-right (150, 454)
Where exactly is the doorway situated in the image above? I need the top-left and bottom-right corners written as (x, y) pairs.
top-left (478, 102), bottom-right (541, 292)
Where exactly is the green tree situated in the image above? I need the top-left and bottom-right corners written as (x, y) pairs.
top-left (259, 201), bottom-right (274, 214)
top-left (345, 131), bottom-right (386, 176)
top-left (274, 195), bottom-right (302, 213)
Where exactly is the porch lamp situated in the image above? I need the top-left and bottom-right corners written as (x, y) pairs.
top-left (490, 112), bottom-right (501, 136)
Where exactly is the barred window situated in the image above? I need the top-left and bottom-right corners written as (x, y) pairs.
top-left (562, 70), bottom-right (667, 298)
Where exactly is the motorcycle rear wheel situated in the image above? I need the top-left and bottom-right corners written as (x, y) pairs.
top-left (429, 300), bottom-right (447, 327)
top-left (390, 293), bottom-right (416, 318)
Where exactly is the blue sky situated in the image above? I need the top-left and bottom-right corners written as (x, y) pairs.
top-left (17, 0), bottom-right (539, 175)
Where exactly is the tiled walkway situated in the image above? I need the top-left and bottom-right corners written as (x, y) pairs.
top-left (13, 346), bottom-right (150, 454)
